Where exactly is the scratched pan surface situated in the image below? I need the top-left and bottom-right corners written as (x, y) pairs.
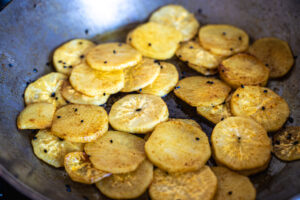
top-left (0, 0), bottom-right (299, 200)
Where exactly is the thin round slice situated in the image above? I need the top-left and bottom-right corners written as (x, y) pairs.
top-left (188, 63), bottom-right (218, 75)
top-left (109, 94), bottom-right (169, 134)
top-left (140, 62), bottom-right (179, 96)
top-left (145, 121), bottom-right (211, 173)
top-left (248, 37), bottom-right (294, 78)
top-left (130, 22), bottom-right (182, 59)
top-left (69, 62), bottom-right (124, 96)
top-left (212, 166), bottom-right (256, 200)
top-left (53, 39), bottom-right (95, 75)
top-left (121, 58), bottom-right (160, 92)
top-left (32, 129), bottom-right (83, 168)
top-left (51, 104), bottom-right (108, 143)
top-left (96, 160), bottom-right (153, 199)
top-left (64, 152), bottom-right (111, 184)
top-left (199, 24), bottom-right (249, 56)
top-left (197, 103), bottom-right (231, 124)
top-left (149, 166), bottom-right (217, 200)
top-left (174, 76), bottom-right (231, 106)
top-left (212, 116), bottom-right (271, 171)
top-left (230, 86), bottom-right (290, 131)
top-left (236, 157), bottom-right (270, 176)
top-left (219, 53), bottom-right (270, 88)
top-left (17, 103), bottom-right (55, 129)
top-left (149, 4), bottom-right (199, 41)
top-left (273, 127), bottom-right (300, 161)
top-left (86, 42), bottom-right (142, 71)
top-left (61, 81), bottom-right (109, 105)
top-left (169, 118), bottom-right (202, 129)
top-left (84, 131), bottom-right (146, 174)
top-left (25, 72), bottom-right (67, 107)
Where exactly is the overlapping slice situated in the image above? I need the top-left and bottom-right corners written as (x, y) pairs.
top-left (17, 103), bottom-right (55, 129)
top-left (61, 81), bottom-right (109, 105)
top-left (51, 104), bottom-right (108, 143)
top-left (174, 76), bottom-right (231, 106)
top-left (211, 116), bottom-right (271, 171)
top-left (149, 4), bottom-right (199, 41)
top-left (32, 129), bottom-right (84, 168)
top-left (69, 62), bottom-right (124, 96)
top-left (219, 53), bottom-right (270, 88)
top-left (24, 72), bottom-right (67, 107)
top-left (248, 37), bottom-right (294, 78)
top-left (109, 94), bottom-right (169, 134)
top-left (188, 63), bottom-right (218, 75)
top-left (212, 166), bottom-right (256, 200)
top-left (230, 86), bottom-right (290, 131)
top-left (140, 62), bottom-right (179, 96)
top-left (149, 166), bottom-right (217, 200)
top-left (130, 22), bottom-right (182, 59)
top-left (121, 58), bottom-right (160, 92)
top-left (86, 42), bottom-right (142, 71)
top-left (96, 160), bottom-right (153, 199)
top-left (199, 24), bottom-right (249, 56)
top-left (84, 131), bottom-right (146, 174)
top-left (197, 103), bottom-right (231, 124)
top-left (64, 152), bottom-right (111, 184)
top-left (53, 39), bottom-right (95, 75)
top-left (236, 157), bottom-right (270, 176)
top-left (169, 118), bottom-right (202, 129)
top-left (145, 121), bottom-right (211, 173)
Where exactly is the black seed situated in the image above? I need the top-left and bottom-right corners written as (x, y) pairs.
top-left (87, 154), bottom-right (91, 157)
top-left (58, 60), bottom-right (62, 63)
top-left (59, 138), bottom-right (64, 141)
top-left (230, 48), bottom-right (233, 51)
top-left (57, 116), bottom-right (61, 119)
top-left (33, 68), bottom-right (38, 73)
top-left (222, 32), bottom-right (226, 35)
top-left (46, 62), bottom-right (50, 66)
top-left (241, 84), bottom-right (244, 88)
top-left (8, 63), bottom-right (13, 67)
top-left (129, 38), bottom-right (132, 41)
top-left (104, 61), bottom-right (107, 64)
top-left (33, 136), bottom-right (37, 140)
top-left (265, 63), bottom-right (269, 67)
top-left (206, 81), bottom-right (214, 84)
top-left (293, 141), bottom-right (299, 145)
top-left (79, 42), bottom-right (83, 45)
top-left (103, 93), bottom-right (106, 96)
top-left (69, 65), bottom-right (72, 68)
top-left (222, 69), bottom-right (225, 72)
top-left (148, 43), bottom-right (152, 46)
top-left (51, 92), bottom-right (55, 97)
top-left (22, 94), bottom-right (24, 98)
top-left (113, 50), bottom-right (116, 54)
top-left (189, 46), bottom-right (194, 49)
top-left (81, 120), bottom-right (84, 123)
top-left (85, 29), bottom-right (89, 34)
top-left (154, 60), bottom-right (161, 65)
top-left (178, 55), bottom-right (182, 58)
top-left (221, 118), bottom-right (224, 121)
top-left (80, 55), bottom-right (85, 59)
top-left (175, 86), bottom-right (180, 89)
top-left (228, 191), bottom-right (232, 195)
top-left (236, 94), bottom-right (239, 97)
top-left (222, 101), bottom-right (226, 105)
top-left (136, 108), bottom-right (142, 112)
top-left (33, 4), bottom-right (37, 8)
top-left (118, 43), bottom-right (122, 47)
top-left (55, 97), bottom-right (58, 100)
top-left (44, 149), bottom-right (47, 153)
top-left (63, 62), bottom-right (66, 65)
top-left (197, 8), bottom-right (202, 13)
top-left (160, 65), bottom-right (163, 69)
top-left (184, 61), bottom-right (189, 64)
top-left (237, 137), bottom-right (241, 141)
top-left (63, 66), bottom-right (67, 68)
top-left (288, 117), bottom-right (294, 123)
top-left (286, 134), bottom-right (292, 140)
top-left (294, 56), bottom-right (297, 59)
top-left (275, 140), bottom-right (280, 145)
top-left (110, 140), bottom-right (113, 143)
top-left (262, 106), bottom-right (265, 110)
top-left (66, 100), bottom-right (70, 104)
top-left (195, 137), bottom-right (200, 141)
top-left (139, 88), bottom-right (142, 92)
top-left (264, 90), bottom-right (268, 93)
top-left (74, 108), bottom-right (78, 112)
top-left (65, 184), bottom-right (71, 192)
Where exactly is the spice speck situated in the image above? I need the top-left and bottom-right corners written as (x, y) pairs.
top-left (65, 184), bottom-right (71, 192)
top-left (80, 55), bottom-right (85, 59)
top-left (57, 116), bottom-right (61, 119)
top-left (33, 68), bottom-right (38, 73)
top-left (81, 120), bottom-right (84, 123)
top-left (51, 92), bottom-right (56, 97)
top-left (85, 29), bottom-right (89, 34)
top-left (113, 50), bottom-right (116, 54)
top-left (110, 140), bottom-right (113, 143)
top-left (8, 63), bottom-right (13, 67)
top-left (222, 32), bottom-right (226, 36)
top-left (44, 149), bottom-right (47, 153)
top-left (148, 43), bottom-right (152, 46)
top-left (33, 136), bottom-right (37, 140)
top-left (136, 108), bottom-right (142, 112)
top-left (195, 137), bottom-right (200, 141)
top-left (263, 90), bottom-right (268, 93)
top-left (104, 61), bottom-right (107, 64)
top-left (262, 106), bottom-right (265, 110)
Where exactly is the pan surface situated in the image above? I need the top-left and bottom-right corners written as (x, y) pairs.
top-left (0, 0), bottom-right (299, 199)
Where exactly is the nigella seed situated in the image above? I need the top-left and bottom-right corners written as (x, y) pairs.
top-left (148, 43), bottom-right (152, 46)
top-left (288, 117), bottom-right (294, 123)
top-left (129, 38), bottom-right (132, 41)
top-left (175, 86), bottom-right (180, 89)
top-left (293, 141), bottom-right (299, 145)
top-left (51, 92), bottom-right (56, 97)
top-left (230, 48), bottom-right (233, 51)
top-left (69, 65), bottom-right (72, 68)
top-left (160, 65), bottom-right (163, 69)
top-left (63, 66), bottom-right (67, 68)
top-left (55, 97), bottom-right (58, 100)
top-left (206, 81), bottom-right (214, 84)
top-left (65, 184), bottom-right (71, 192)
top-left (46, 62), bottom-right (50, 66)
top-left (33, 68), bottom-right (38, 73)
top-left (113, 50), bottom-right (116, 54)
top-left (79, 42), bottom-right (83, 45)
top-left (237, 137), bottom-right (241, 141)
top-left (286, 133), bottom-right (292, 140)
top-left (222, 32), bottom-right (226, 36)
top-left (136, 108), bottom-right (142, 112)
top-left (189, 46), bottom-right (194, 49)
top-left (178, 55), bottom-right (182, 58)
top-left (104, 61), bottom-right (107, 64)
top-left (57, 116), bottom-right (61, 119)
top-left (103, 93), bottom-right (106, 96)
top-left (33, 136), bottom-right (37, 140)
top-left (275, 140), bottom-right (280, 145)
top-left (80, 55), bottom-right (85, 59)
top-left (197, 8), bottom-right (202, 13)
top-left (63, 62), bottom-right (66, 65)
top-left (81, 120), bottom-right (84, 123)
top-left (228, 191), bottom-right (232, 195)
top-left (262, 106), bottom-right (265, 110)
top-left (74, 108), bottom-right (78, 112)
top-left (110, 140), bottom-right (113, 143)
top-left (139, 88), bottom-right (142, 92)
top-left (222, 69), bottom-right (225, 72)
top-left (59, 138), bottom-right (64, 141)
top-left (222, 101), bottom-right (226, 105)
top-left (8, 63), bottom-right (13, 67)
top-left (238, 36), bottom-right (242, 40)
top-left (85, 29), bottom-right (89, 34)
top-left (44, 149), bottom-right (47, 153)
top-left (154, 60), bottom-right (160, 65)
top-left (118, 43), bottom-right (122, 47)
top-left (265, 63), bottom-right (269, 67)
top-left (66, 100), bottom-right (70, 104)
top-left (264, 90), bottom-right (268, 93)
top-left (236, 94), bottom-right (239, 97)
top-left (221, 118), bottom-right (224, 121)
top-left (241, 84), bottom-right (244, 88)
top-left (58, 60), bottom-right (62, 63)
top-left (195, 137), bottom-right (200, 141)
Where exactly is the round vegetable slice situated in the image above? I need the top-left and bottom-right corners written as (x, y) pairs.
top-left (149, 4), bottom-right (199, 41)
top-left (86, 42), bottom-right (142, 71)
top-left (130, 22), bottom-right (182, 59)
top-left (174, 76), bottom-right (231, 107)
top-left (197, 103), bottom-right (231, 124)
top-left (145, 121), bottom-right (211, 173)
top-left (230, 86), bottom-right (290, 132)
top-left (121, 58), bottom-right (160, 92)
top-left (32, 129), bottom-right (83, 168)
top-left (219, 53), bottom-right (270, 88)
top-left (169, 118), bottom-right (202, 129)
top-left (199, 24), bottom-right (249, 56)
top-left (51, 104), bottom-right (108, 143)
top-left (64, 152), bottom-right (111, 184)
top-left (236, 157), bottom-right (270, 176)
top-left (212, 166), bottom-right (256, 200)
top-left (53, 39), bottom-right (95, 75)
top-left (84, 131), bottom-right (146, 174)
top-left (248, 37), bottom-right (294, 78)
top-left (140, 62), bottom-right (179, 97)
top-left (109, 94), bottom-right (169, 134)
top-left (212, 116), bottom-right (271, 171)
top-left (96, 160), bottom-right (153, 199)
top-left (149, 166), bottom-right (217, 200)
top-left (188, 63), bottom-right (218, 75)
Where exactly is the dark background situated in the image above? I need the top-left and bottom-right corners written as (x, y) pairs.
top-left (0, 177), bottom-right (29, 200)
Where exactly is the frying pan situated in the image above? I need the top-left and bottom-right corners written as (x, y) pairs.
top-left (0, 0), bottom-right (299, 199)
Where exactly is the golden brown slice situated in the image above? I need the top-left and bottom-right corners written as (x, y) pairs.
top-left (86, 42), bottom-right (142, 71)
top-left (248, 37), bottom-right (294, 78)
top-left (197, 103), bottom-right (231, 124)
top-left (149, 4), bottom-right (199, 41)
top-left (51, 104), bottom-right (108, 143)
top-left (211, 116), bottom-right (271, 171)
top-left (64, 152), bottom-right (111, 184)
top-left (145, 121), bottom-right (211, 173)
top-left (69, 62), bottom-right (124, 96)
top-left (188, 63), bottom-right (218, 75)
top-left (121, 58), bottom-right (160, 92)
top-left (53, 39), bottom-right (95, 75)
top-left (236, 157), bottom-right (270, 176)
top-left (174, 76), bottom-right (231, 106)
top-left (230, 86), bottom-right (290, 132)
top-left (126, 31), bottom-right (133, 45)
top-left (140, 62), bottom-right (179, 97)
top-left (169, 118), bottom-right (202, 129)
top-left (273, 127), bottom-right (300, 161)
top-left (199, 24), bottom-right (249, 56)
top-left (24, 72), bottom-right (67, 107)
top-left (130, 22), bottom-right (182, 59)
top-left (17, 103), bottom-right (55, 129)
top-left (212, 166), bottom-right (256, 200)
top-left (84, 131), bottom-right (146, 174)
top-left (219, 53), bottom-right (270, 88)
top-left (149, 166), bottom-right (217, 200)
top-left (32, 129), bottom-right (83, 168)
top-left (96, 160), bottom-right (153, 199)
top-left (109, 94), bottom-right (169, 134)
